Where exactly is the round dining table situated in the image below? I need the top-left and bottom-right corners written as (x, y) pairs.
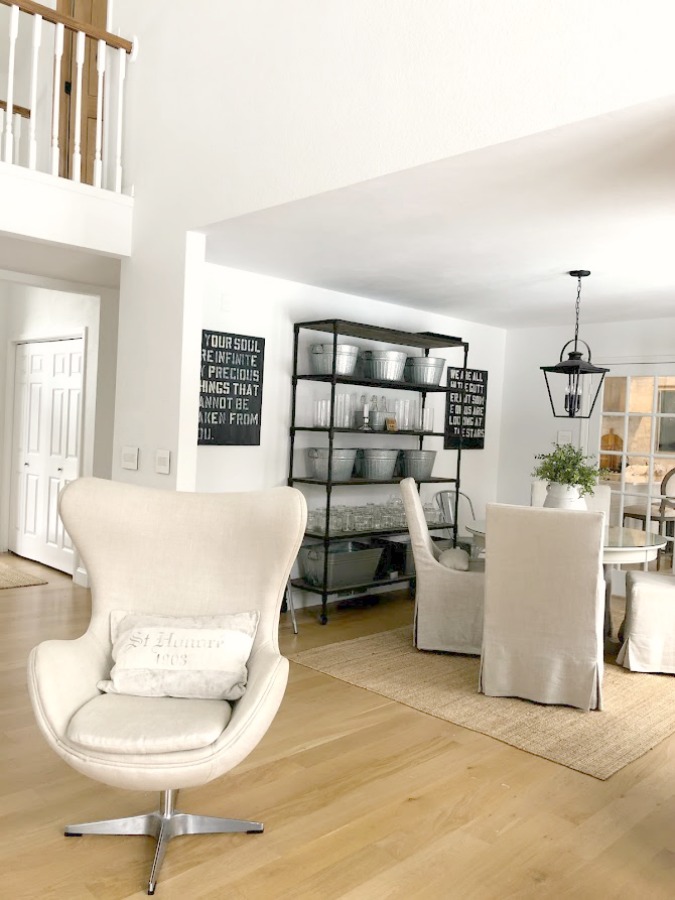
top-left (466, 520), bottom-right (667, 564)
top-left (465, 520), bottom-right (668, 642)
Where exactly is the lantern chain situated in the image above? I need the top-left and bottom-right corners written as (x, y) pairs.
top-left (573, 274), bottom-right (582, 350)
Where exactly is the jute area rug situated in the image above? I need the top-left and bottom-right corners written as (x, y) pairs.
top-left (291, 625), bottom-right (675, 780)
top-left (0, 562), bottom-right (47, 590)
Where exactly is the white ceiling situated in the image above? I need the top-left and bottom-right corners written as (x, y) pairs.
top-left (204, 95), bottom-right (675, 330)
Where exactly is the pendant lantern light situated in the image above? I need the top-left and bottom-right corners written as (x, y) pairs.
top-left (540, 270), bottom-right (609, 419)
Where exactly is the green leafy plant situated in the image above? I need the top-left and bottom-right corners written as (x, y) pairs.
top-left (532, 443), bottom-right (601, 497)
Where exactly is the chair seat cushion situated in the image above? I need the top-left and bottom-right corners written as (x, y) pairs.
top-left (438, 547), bottom-right (470, 570)
top-left (67, 693), bottom-right (232, 754)
top-left (97, 610), bottom-right (259, 701)
top-left (624, 504), bottom-right (675, 519)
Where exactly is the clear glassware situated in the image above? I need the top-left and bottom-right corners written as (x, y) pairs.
top-left (335, 393), bottom-right (346, 428)
top-left (329, 510), bottom-right (345, 534)
top-left (313, 399), bottom-right (330, 428)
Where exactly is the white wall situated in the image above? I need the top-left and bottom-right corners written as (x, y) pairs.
top-left (199, 265), bottom-right (506, 526)
top-left (107, 0), bottom-right (675, 491)
top-left (498, 316), bottom-right (675, 506)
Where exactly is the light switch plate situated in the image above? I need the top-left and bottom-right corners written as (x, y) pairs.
top-left (121, 446), bottom-right (139, 470)
top-left (155, 449), bottom-right (171, 475)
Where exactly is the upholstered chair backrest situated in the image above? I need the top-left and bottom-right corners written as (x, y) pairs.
top-left (400, 477), bottom-right (440, 562)
top-left (661, 467), bottom-right (675, 506)
top-left (481, 503), bottom-right (605, 710)
top-left (59, 478), bottom-right (307, 653)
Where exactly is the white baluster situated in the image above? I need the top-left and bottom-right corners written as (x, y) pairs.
top-left (71, 30), bottom-right (86, 182)
top-left (13, 112), bottom-right (22, 163)
top-left (114, 46), bottom-right (126, 193)
top-left (51, 23), bottom-right (65, 176)
top-left (28, 14), bottom-right (42, 170)
top-left (93, 39), bottom-right (106, 188)
top-left (3, 4), bottom-right (19, 163)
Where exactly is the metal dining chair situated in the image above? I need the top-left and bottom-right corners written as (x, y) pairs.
top-left (433, 489), bottom-right (478, 555)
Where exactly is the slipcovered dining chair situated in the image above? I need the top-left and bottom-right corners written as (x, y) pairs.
top-left (617, 571), bottom-right (675, 673)
top-left (400, 477), bottom-right (485, 654)
top-left (479, 503), bottom-right (605, 711)
top-left (27, 477), bottom-right (306, 895)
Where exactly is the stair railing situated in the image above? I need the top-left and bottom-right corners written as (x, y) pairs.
top-left (1, 0), bottom-right (134, 191)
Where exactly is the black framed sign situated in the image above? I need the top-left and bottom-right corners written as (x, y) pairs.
top-left (444, 367), bottom-right (488, 449)
top-left (198, 330), bottom-right (265, 445)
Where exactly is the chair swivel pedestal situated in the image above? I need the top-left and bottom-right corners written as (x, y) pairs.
top-left (65, 789), bottom-right (263, 895)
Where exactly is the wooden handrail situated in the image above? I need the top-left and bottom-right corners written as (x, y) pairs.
top-left (0, 0), bottom-right (133, 53)
top-left (1, 99), bottom-right (30, 118)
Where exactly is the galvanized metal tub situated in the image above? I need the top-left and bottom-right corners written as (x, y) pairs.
top-left (310, 343), bottom-right (359, 376)
top-left (361, 448), bottom-right (399, 480)
top-left (362, 350), bottom-right (407, 381)
top-left (298, 540), bottom-right (384, 589)
top-left (400, 449), bottom-right (437, 479)
top-left (403, 356), bottom-right (445, 386)
top-left (306, 448), bottom-right (357, 480)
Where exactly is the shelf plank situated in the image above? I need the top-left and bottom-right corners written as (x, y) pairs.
top-left (290, 476), bottom-right (458, 487)
top-left (291, 574), bottom-right (413, 595)
top-left (292, 426), bottom-right (445, 437)
top-left (294, 318), bottom-right (466, 349)
top-left (294, 373), bottom-right (453, 391)
top-left (302, 523), bottom-right (451, 541)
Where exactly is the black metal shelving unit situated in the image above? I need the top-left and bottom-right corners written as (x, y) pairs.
top-left (288, 319), bottom-right (469, 624)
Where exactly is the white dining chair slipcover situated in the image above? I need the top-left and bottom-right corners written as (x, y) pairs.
top-left (400, 477), bottom-right (485, 654)
top-left (479, 503), bottom-right (606, 711)
top-left (617, 571), bottom-right (675, 673)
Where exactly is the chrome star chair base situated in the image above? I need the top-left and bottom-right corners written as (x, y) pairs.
top-left (65, 789), bottom-right (263, 895)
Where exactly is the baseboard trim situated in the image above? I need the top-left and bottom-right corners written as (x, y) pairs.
top-left (73, 565), bottom-right (89, 588)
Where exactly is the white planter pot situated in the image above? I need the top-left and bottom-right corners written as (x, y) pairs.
top-left (543, 483), bottom-right (587, 510)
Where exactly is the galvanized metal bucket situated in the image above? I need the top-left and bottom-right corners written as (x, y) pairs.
top-left (361, 448), bottom-right (399, 480)
top-left (306, 448), bottom-right (357, 480)
top-left (403, 356), bottom-right (445, 386)
top-left (362, 350), bottom-right (407, 381)
top-left (400, 449), bottom-right (437, 479)
top-left (310, 343), bottom-right (359, 376)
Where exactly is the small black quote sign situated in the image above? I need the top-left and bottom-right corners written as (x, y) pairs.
top-left (444, 367), bottom-right (488, 449)
top-left (198, 330), bottom-right (265, 445)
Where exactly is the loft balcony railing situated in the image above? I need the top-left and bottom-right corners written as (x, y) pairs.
top-left (0, 0), bottom-right (134, 192)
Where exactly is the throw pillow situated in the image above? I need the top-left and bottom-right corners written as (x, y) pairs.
top-left (97, 610), bottom-right (260, 701)
top-left (438, 547), bottom-right (470, 571)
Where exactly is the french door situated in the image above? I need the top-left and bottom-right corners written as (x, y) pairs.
top-left (598, 365), bottom-right (675, 571)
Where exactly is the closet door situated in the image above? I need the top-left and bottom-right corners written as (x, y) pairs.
top-left (9, 338), bottom-right (83, 572)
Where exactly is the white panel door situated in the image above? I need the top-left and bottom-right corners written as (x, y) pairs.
top-left (9, 338), bottom-right (83, 572)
